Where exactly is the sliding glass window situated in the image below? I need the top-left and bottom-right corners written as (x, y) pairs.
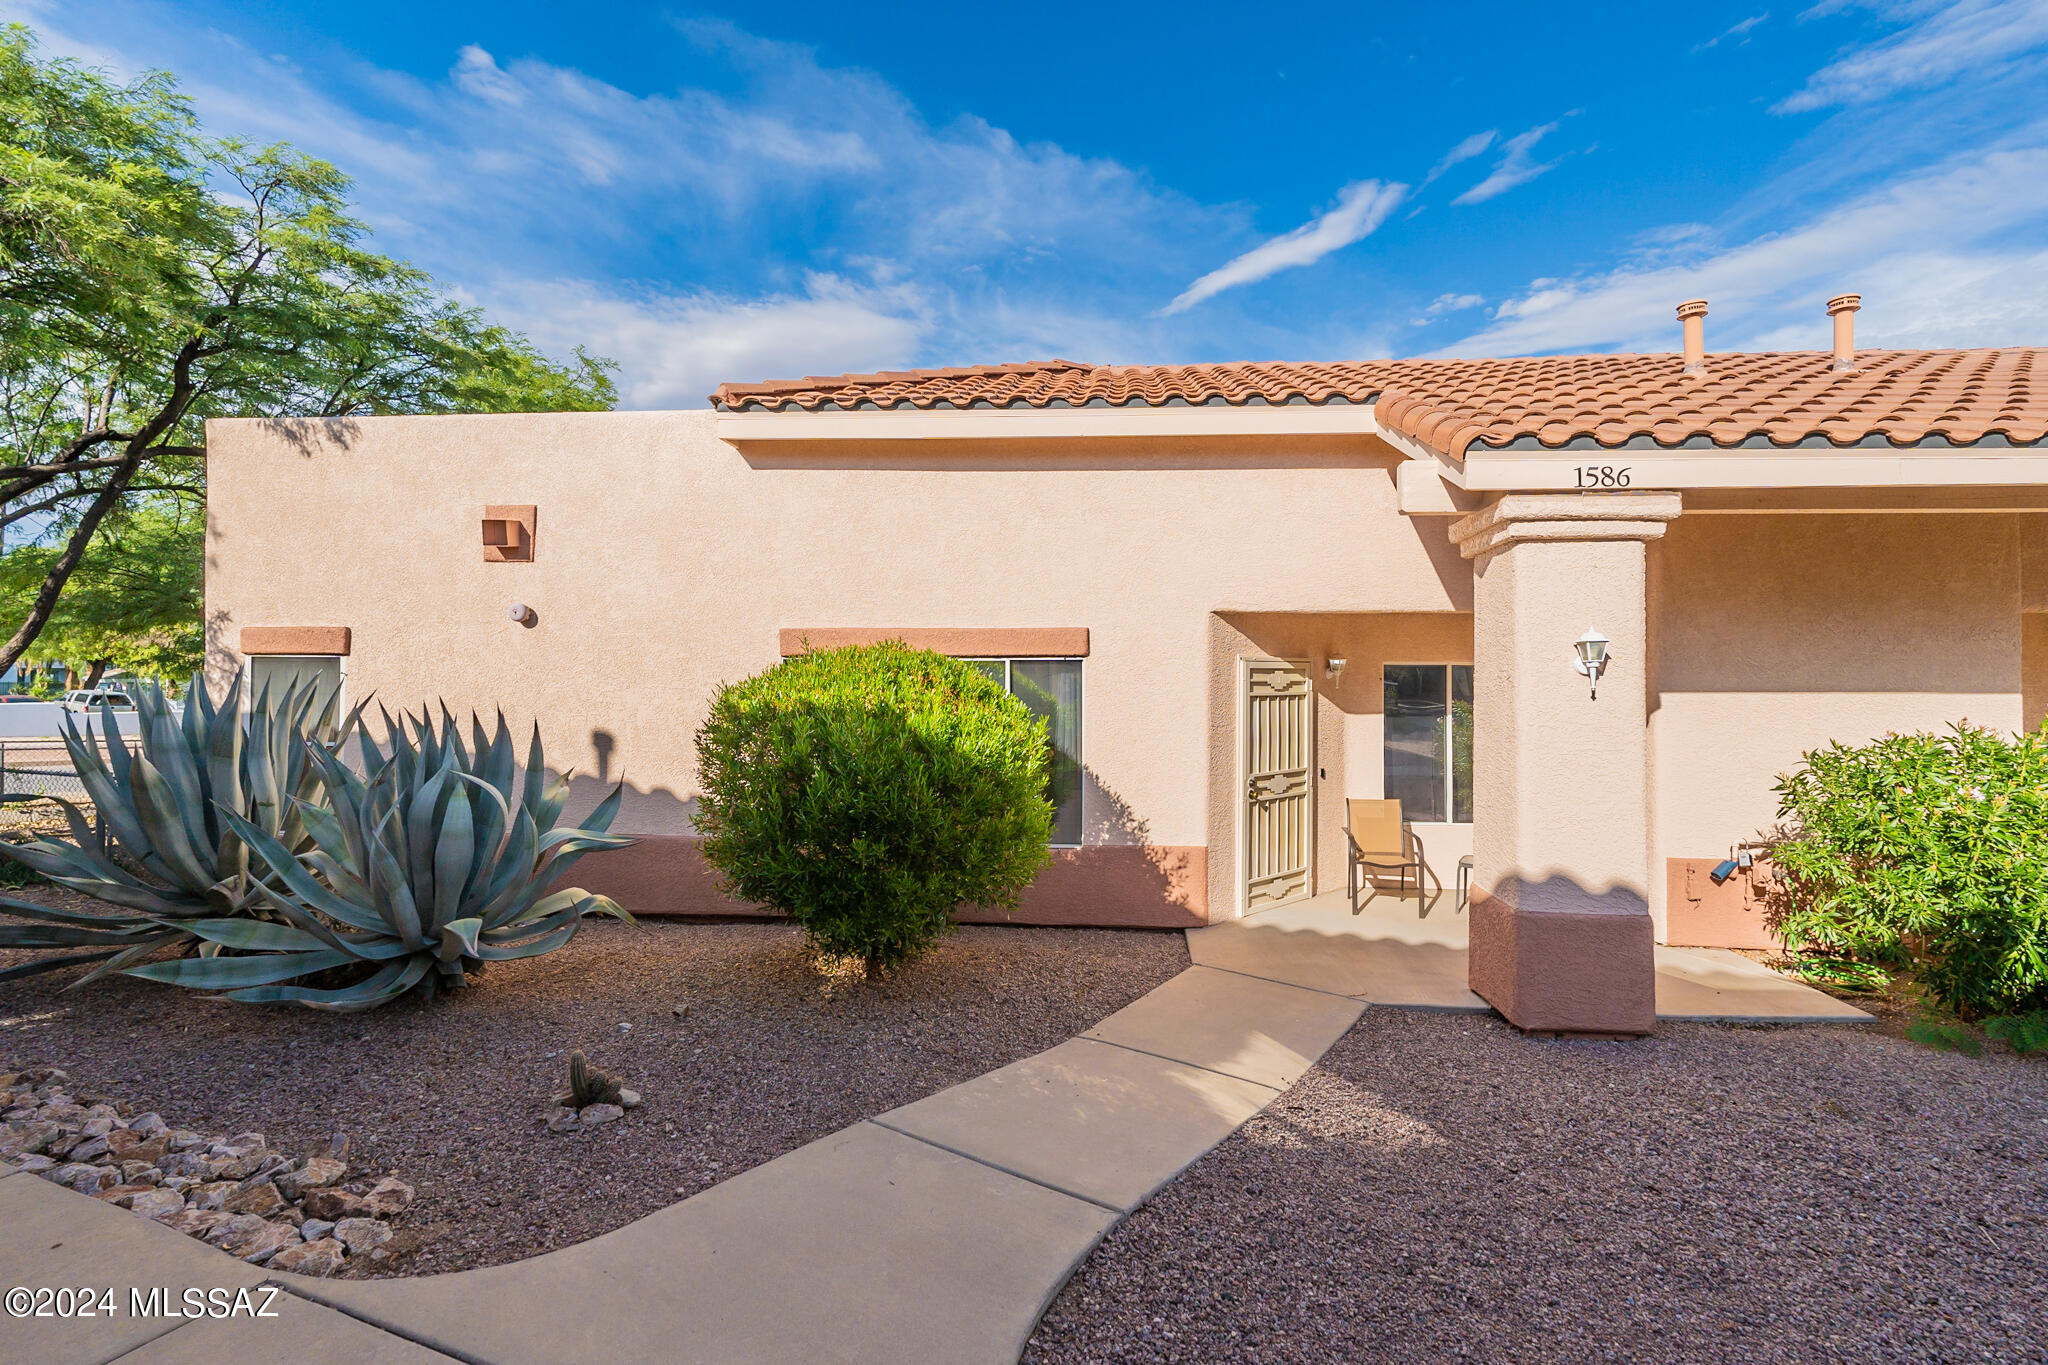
top-left (1382, 664), bottom-right (1473, 824)
top-left (965, 658), bottom-right (1083, 846)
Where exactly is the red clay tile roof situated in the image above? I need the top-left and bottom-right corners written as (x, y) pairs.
top-left (711, 349), bottom-right (2048, 457)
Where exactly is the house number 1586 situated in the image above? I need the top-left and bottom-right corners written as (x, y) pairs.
top-left (1575, 465), bottom-right (1632, 488)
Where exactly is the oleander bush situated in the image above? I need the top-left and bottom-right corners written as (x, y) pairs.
top-left (693, 641), bottom-right (1053, 972)
top-left (1767, 723), bottom-right (2048, 1020)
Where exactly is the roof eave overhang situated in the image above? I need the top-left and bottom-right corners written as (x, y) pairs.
top-left (713, 402), bottom-right (1381, 443)
top-left (1456, 441), bottom-right (2048, 490)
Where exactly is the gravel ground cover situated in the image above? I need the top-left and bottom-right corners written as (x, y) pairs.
top-left (1, 896), bottom-right (1187, 1276)
top-left (1027, 1009), bottom-right (2047, 1365)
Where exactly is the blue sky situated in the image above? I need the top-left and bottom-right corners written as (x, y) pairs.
top-left (14, 0), bottom-right (2048, 407)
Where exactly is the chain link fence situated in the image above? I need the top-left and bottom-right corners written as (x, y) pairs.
top-left (0, 736), bottom-right (139, 835)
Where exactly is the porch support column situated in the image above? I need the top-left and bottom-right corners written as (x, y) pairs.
top-left (1450, 492), bottom-right (1683, 1034)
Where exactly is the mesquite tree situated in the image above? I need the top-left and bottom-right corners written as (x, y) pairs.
top-left (0, 25), bottom-right (615, 671)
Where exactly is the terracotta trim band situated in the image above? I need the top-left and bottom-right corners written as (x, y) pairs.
top-left (239, 626), bottom-right (351, 656)
top-left (558, 834), bottom-right (1204, 927)
top-left (778, 627), bottom-right (1090, 658)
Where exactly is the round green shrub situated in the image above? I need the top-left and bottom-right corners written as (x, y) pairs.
top-left (1768, 722), bottom-right (2048, 1020)
top-left (693, 641), bottom-right (1055, 971)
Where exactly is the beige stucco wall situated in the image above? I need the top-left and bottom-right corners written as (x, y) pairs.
top-left (206, 410), bottom-right (1469, 923)
top-left (1647, 511), bottom-right (2045, 936)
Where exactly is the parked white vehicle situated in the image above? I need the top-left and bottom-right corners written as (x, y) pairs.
top-left (60, 689), bottom-right (140, 714)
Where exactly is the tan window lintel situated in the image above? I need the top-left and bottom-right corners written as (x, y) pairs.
top-left (240, 626), bottom-right (351, 656)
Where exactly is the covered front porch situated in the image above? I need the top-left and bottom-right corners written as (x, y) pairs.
top-left (1189, 887), bottom-right (1871, 1024)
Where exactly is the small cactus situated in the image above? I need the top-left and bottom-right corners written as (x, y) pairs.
top-left (565, 1050), bottom-right (623, 1109)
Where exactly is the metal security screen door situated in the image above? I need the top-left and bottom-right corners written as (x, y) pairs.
top-left (1242, 658), bottom-right (1314, 910)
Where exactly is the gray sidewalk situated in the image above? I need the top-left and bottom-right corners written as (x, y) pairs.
top-left (1, 956), bottom-right (1362, 1365)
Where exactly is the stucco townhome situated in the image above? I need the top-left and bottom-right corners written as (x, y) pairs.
top-left (207, 297), bottom-right (2048, 1033)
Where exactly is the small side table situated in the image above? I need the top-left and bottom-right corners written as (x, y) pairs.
top-left (1455, 854), bottom-right (1474, 913)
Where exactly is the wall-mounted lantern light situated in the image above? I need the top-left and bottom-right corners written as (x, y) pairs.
top-left (1324, 655), bottom-right (1348, 684)
top-left (1573, 627), bottom-right (1610, 699)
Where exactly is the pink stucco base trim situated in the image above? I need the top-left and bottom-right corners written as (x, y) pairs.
top-left (562, 835), bottom-right (1206, 929)
top-left (1467, 887), bottom-right (1656, 1035)
top-left (1664, 858), bottom-right (1783, 950)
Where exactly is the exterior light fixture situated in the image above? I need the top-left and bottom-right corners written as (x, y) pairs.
top-left (1324, 656), bottom-right (1348, 684)
top-left (1573, 627), bottom-right (1610, 699)
top-left (508, 602), bottom-right (535, 627)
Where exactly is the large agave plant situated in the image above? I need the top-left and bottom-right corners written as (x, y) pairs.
top-left (125, 708), bottom-right (635, 1010)
top-left (0, 673), bottom-right (364, 983)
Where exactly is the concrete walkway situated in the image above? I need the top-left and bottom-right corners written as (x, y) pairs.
top-left (0, 956), bottom-right (1363, 1365)
top-left (1, 894), bottom-right (1868, 1364)
top-left (1193, 889), bottom-right (1874, 1024)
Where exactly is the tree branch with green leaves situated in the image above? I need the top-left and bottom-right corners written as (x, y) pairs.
top-left (0, 24), bottom-right (616, 676)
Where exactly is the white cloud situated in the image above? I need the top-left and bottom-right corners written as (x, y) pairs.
top-left (1422, 130), bottom-right (1496, 186)
top-left (1, 3), bottom-right (1240, 400)
top-left (484, 274), bottom-right (928, 410)
top-left (1161, 179), bottom-right (1408, 315)
top-left (1436, 134), bottom-right (2048, 356)
top-left (1694, 12), bottom-right (1771, 51)
top-left (1778, 0), bottom-right (2048, 111)
top-left (1412, 292), bottom-right (1485, 324)
top-left (1452, 122), bottom-right (1562, 205)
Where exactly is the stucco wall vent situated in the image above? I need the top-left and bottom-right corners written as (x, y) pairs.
top-left (483, 505), bottom-right (536, 562)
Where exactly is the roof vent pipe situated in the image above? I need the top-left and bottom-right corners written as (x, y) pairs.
top-left (1677, 299), bottom-right (1708, 373)
top-left (1827, 293), bottom-right (1861, 371)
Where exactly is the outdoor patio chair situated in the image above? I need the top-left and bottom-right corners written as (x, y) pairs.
top-left (1345, 798), bottom-right (1439, 911)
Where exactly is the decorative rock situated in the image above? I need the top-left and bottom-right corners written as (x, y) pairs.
top-left (222, 1181), bottom-right (285, 1217)
top-left (359, 1176), bottom-right (415, 1217)
top-left (119, 1136), bottom-right (168, 1164)
top-left (155, 1151), bottom-right (211, 1178)
top-left (228, 1220), bottom-right (301, 1264)
top-left (80, 1114), bottom-right (117, 1137)
top-left (276, 1156), bottom-right (345, 1200)
top-left (332, 1216), bottom-right (392, 1255)
top-left (92, 1184), bottom-right (158, 1207)
top-left (50, 1161), bottom-right (110, 1192)
top-left (159, 1175), bottom-right (196, 1194)
top-left (65, 1135), bottom-right (111, 1163)
top-left (128, 1188), bottom-right (189, 1221)
top-left (128, 1112), bottom-right (167, 1139)
top-left (188, 1181), bottom-right (242, 1211)
top-left (204, 1153), bottom-right (265, 1181)
top-left (243, 1153), bottom-right (294, 1186)
top-left (578, 1103), bottom-right (625, 1128)
top-left (269, 1238), bottom-right (346, 1278)
top-left (164, 1207), bottom-right (232, 1239)
top-left (299, 1188), bottom-right (367, 1221)
top-left (322, 1130), bottom-right (349, 1162)
top-left (119, 1160), bottom-right (160, 1184)
top-left (300, 1218), bottom-right (336, 1242)
top-left (104, 1126), bottom-right (150, 1156)
top-left (544, 1107), bottom-right (579, 1134)
top-left (203, 1213), bottom-right (271, 1248)
top-left (165, 1129), bottom-right (207, 1152)
top-left (8, 1153), bottom-right (56, 1174)
top-left (0, 1122), bottom-right (62, 1158)
top-left (212, 1132), bottom-right (266, 1159)
top-left (618, 1089), bottom-right (643, 1109)
top-left (276, 1205), bottom-right (305, 1227)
